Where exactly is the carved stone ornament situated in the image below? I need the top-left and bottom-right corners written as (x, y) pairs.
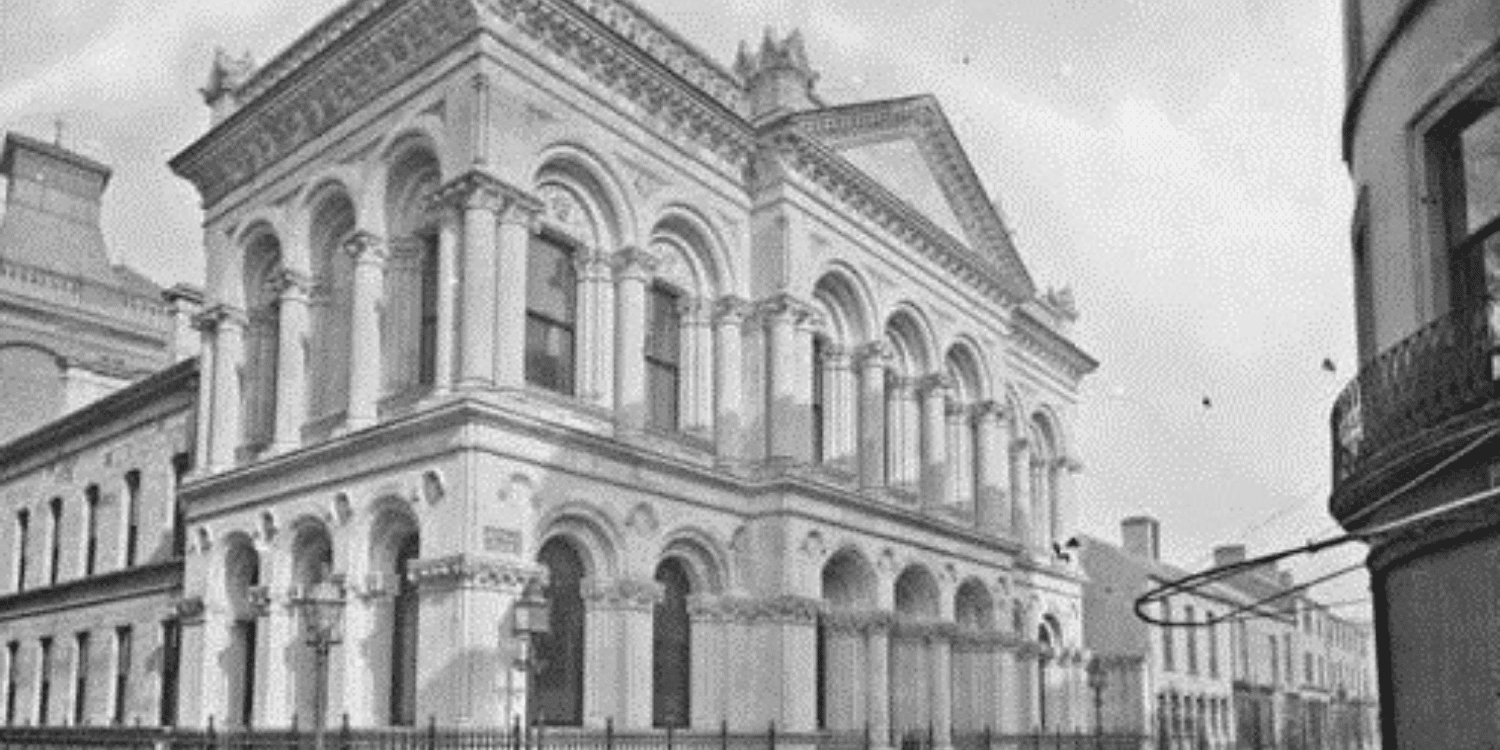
top-left (343, 230), bottom-right (388, 263)
top-left (623, 502), bottom-right (660, 536)
top-left (799, 529), bottom-right (827, 559)
top-left (821, 609), bottom-right (893, 635)
top-left (175, 596), bottom-right (207, 624)
top-left (854, 341), bottom-right (892, 369)
top-left (270, 268), bottom-right (312, 298)
top-left (582, 577), bottom-right (664, 612)
top-left (891, 618), bottom-right (958, 641)
top-left (950, 628), bottom-right (1008, 650)
top-left (246, 585), bottom-right (273, 615)
top-left (713, 296), bottom-right (751, 325)
top-left (406, 554), bottom-right (544, 592)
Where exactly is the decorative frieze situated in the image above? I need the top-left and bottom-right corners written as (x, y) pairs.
top-left (582, 576), bottom-right (663, 612)
top-left (890, 618), bottom-right (958, 641)
top-left (406, 554), bottom-right (544, 593)
top-left (684, 594), bottom-right (822, 625)
top-left (821, 609), bottom-right (894, 635)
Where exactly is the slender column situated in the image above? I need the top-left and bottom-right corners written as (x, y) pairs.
top-left (688, 596), bottom-right (724, 729)
top-left (1031, 457), bottom-right (1050, 550)
top-left (972, 402), bottom-right (1007, 534)
top-left (885, 375), bottom-right (911, 491)
top-left (762, 295), bottom-right (816, 464)
top-left (432, 214), bottom-right (458, 395)
top-left (918, 375), bottom-right (952, 507)
top-left (582, 577), bottom-right (662, 728)
top-left (682, 298), bottom-right (715, 436)
top-left (577, 252), bottom-right (616, 407)
top-left (830, 348), bottom-right (857, 469)
top-left (271, 271), bottom-right (310, 452)
top-left (203, 306), bottom-right (246, 472)
top-left (1053, 457), bottom-right (1081, 549)
top-left (434, 173), bottom-right (501, 389)
top-left (713, 297), bottom-right (748, 461)
top-left (1011, 439), bottom-right (1033, 548)
top-left (191, 315), bottom-right (216, 473)
top-left (867, 618), bottom-right (893, 749)
top-left (257, 592), bottom-right (294, 727)
top-left (613, 248), bottom-right (657, 431)
top-left (931, 628), bottom-right (954, 750)
top-left (173, 598), bottom-right (208, 727)
top-left (494, 195), bottom-right (542, 390)
top-left (344, 232), bottom-right (387, 430)
top-left (946, 401), bottom-right (971, 509)
top-left (856, 343), bottom-right (890, 490)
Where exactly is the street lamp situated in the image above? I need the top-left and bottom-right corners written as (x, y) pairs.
top-left (291, 577), bottom-right (346, 749)
top-left (510, 579), bottom-right (550, 725)
top-left (1087, 657), bottom-right (1107, 746)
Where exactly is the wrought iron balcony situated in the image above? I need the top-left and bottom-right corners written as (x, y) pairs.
top-left (1331, 301), bottom-right (1499, 487)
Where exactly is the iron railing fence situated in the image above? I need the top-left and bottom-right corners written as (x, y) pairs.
top-left (0, 723), bottom-right (1147, 750)
top-left (1330, 300), bottom-right (1499, 486)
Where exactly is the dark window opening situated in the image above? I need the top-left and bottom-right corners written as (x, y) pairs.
top-left (84, 485), bottom-right (100, 576)
top-left (4, 641), bottom-right (18, 725)
top-left (417, 233), bottom-right (439, 388)
top-left (48, 498), bottom-right (62, 586)
top-left (1436, 103), bottom-right (1500, 314)
top-left (533, 538), bottom-right (585, 726)
top-left (812, 337), bottom-right (826, 464)
top-left (525, 236), bottom-right (577, 395)
top-left (646, 285), bottom-right (681, 432)
top-left (652, 558), bottom-right (691, 728)
top-left (170, 454), bottom-right (191, 558)
top-left (159, 620), bottom-right (180, 727)
top-left (124, 471), bottom-right (141, 567)
top-left (113, 627), bottom-right (131, 726)
top-left (73, 632), bottom-right (89, 725)
top-left (389, 536), bottom-right (419, 726)
top-left (15, 510), bottom-right (29, 592)
top-left (38, 637), bottom-right (53, 726)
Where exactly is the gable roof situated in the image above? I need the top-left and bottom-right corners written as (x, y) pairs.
top-left (775, 96), bottom-right (1035, 300)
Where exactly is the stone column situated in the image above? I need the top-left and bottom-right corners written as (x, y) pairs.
top-left (918, 375), bottom-right (952, 508)
top-left (681, 297), bottom-right (714, 436)
top-left (946, 401), bottom-right (971, 511)
top-left (714, 297), bottom-right (748, 462)
top-left (885, 375), bottom-right (911, 492)
top-left (762, 295), bottom-right (816, 465)
top-left (972, 402), bottom-right (1007, 535)
top-left (1031, 457), bottom-right (1050, 550)
top-left (583, 577), bottom-right (661, 729)
top-left (830, 347), bottom-right (858, 471)
top-left (409, 555), bottom-right (543, 727)
top-left (1015, 642), bottom-right (1039, 731)
top-left (257, 588), bottom-right (295, 727)
top-left (191, 315), bottom-right (216, 472)
top-left (1053, 457), bottom-right (1081, 550)
top-left (931, 626), bottom-right (955, 750)
top-left (271, 271), bottom-right (310, 452)
top-left (172, 597), bottom-right (208, 727)
top-left (613, 248), bottom-right (657, 431)
top-left (493, 194), bottom-right (543, 390)
top-left (822, 611), bottom-right (866, 730)
top-left (434, 172), bottom-right (501, 390)
top-left (867, 616), bottom-right (893, 749)
top-left (202, 305), bottom-right (245, 472)
top-left (432, 211), bottom-right (459, 395)
top-left (577, 252), bottom-right (616, 408)
top-left (344, 232), bottom-right (386, 430)
top-left (856, 343), bottom-right (890, 490)
top-left (687, 595), bottom-right (724, 729)
top-left (1011, 438), bottom-right (1033, 549)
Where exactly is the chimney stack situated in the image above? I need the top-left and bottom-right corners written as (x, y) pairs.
top-left (1121, 516), bottom-right (1161, 561)
top-left (1213, 544), bottom-right (1247, 569)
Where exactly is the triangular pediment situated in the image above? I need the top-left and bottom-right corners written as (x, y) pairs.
top-left (779, 96), bottom-right (1035, 300)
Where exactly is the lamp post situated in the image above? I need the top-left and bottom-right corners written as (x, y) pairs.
top-left (510, 579), bottom-right (551, 727)
top-left (291, 577), bottom-right (346, 750)
top-left (1087, 657), bottom-right (1106, 749)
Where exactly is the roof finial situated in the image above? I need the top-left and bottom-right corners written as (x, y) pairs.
top-left (53, 116), bottom-right (65, 148)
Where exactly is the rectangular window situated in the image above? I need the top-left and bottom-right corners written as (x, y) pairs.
top-left (1434, 103), bottom-right (1500, 313)
top-left (170, 454), bottom-right (191, 558)
top-left (645, 284), bottom-right (681, 431)
top-left (112, 627), bottom-right (131, 726)
top-left (48, 497), bottom-right (62, 585)
top-left (84, 485), bottom-right (100, 576)
top-left (1270, 635), bottom-right (1279, 685)
top-left (4, 641), bottom-right (17, 726)
top-left (124, 471), bottom-right (141, 568)
top-left (417, 235), bottom-right (439, 387)
top-left (811, 337), bottom-right (826, 463)
top-left (73, 632), bottom-right (89, 725)
top-left (159, 620), bottom-right (180, 727)
top-left (37, 637), bottom-right (53, 726)
top-left (524, 236), bottom-right (577, 395)
top-left (1185, 605), bottom-right (1198, 675)
top-left (13, 510), bottom-right (28, 592)
top-left (1207, 613), bottom-right (1219, 678)
top-left (1161, 598), bottom-right (1174, 672)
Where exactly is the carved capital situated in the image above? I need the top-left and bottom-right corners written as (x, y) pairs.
top-left (246, 585), bottom-right (274, 617)
top-left (1011, 437), bottom-right (1031, 454)
top-left (891, 618), bottom-right (959, 641)
top-left (818, 343), bottom-right (851, 368)
top-left (971, 399), bottom-right (1007, 424)
top-left (192, 303), bottom-right (247, 333)
top-left (611, 246), bottom-right (659, 281)
top-left (582, 576), bottom-right (664, 612)
top-left (406, 554), bottom-right (544, 593)
top-left (713, 295), bottom-right (751, 325)
top-left (174, 596), bottom-right (207, 625)
top-left (822, 609), bottom-right (894, 635)
top-left (753, 293), bottom-right (816, 327)
top-left (343, 230), bottom-right (387, 264)
top-left (945, 401), bottom-right (969, 419)
top-left (917, 372), bottom-right (954, 397)
top-left (759, 594), bottom-right (822, 625)
top-left (676, 295), bottom-right (713, 323)
top-left (271, 268), bottom-right (312, 300)
top-left (854, 341), bottom-right (892, 370)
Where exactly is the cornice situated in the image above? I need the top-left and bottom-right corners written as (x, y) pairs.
top-left (171, 0), bottom-right (478, 207)
top-left (0, 561), bottom-right (182, 624)
top-left (762, 129), bottom-right (1025, 308)
top-left (1010, 305), bottom-right (1097, 383)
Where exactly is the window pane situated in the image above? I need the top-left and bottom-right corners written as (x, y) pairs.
top-left (1462, 107), bottom-right (1500, 234)
top-left (525, 317), bottom-right (575, 394)
top-left (648, 361), bottom-right (679, 431)
top-left (527, 238), bottom-right (576, 324)
top-left (646, 287), bottom-right (680, 363)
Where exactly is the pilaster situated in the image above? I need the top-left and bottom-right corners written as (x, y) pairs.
top-left (494, 194), bottom-right (543, 389)
top-left (271, 270), bottom-right (310, 452)
top-left (713, 297), bottom-right (749, 463)
top-left (1011, 438), bottom-right (1033, 550)
top-left (577, 252), bottom-right (616, 408)
top-left (971, 401), bottom-right (1008, 535)
top-left (344, 232), bottom-right (387, 429)
top-left (855, 342), bottom-right (890, 491)
top-left (613, 248), bottom-right (658, 432)
top-left (196, 305), bottom-right (246, 472)
top-left (582, 577), bottom-right (663, 729)
top-left (918, 374), bottom-right (953, 508)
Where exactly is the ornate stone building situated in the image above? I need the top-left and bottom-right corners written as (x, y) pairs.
top-left (160, 0), bottom-right (1096, 736)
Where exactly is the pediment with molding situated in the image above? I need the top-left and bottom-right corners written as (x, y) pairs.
top-left (772, 96), bottom-right (1035, 301)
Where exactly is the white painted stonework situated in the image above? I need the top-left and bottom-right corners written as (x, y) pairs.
top-left (168, 0), bottom-right (1097, 734)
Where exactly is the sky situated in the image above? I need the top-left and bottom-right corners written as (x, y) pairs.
top-left (0, 0), bottom-right (1367, 614)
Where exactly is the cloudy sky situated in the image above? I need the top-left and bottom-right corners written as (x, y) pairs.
top-left (0, 0), bottom-right (1366, 611)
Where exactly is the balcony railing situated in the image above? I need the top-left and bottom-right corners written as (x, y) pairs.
top-left (1330, 301), bottom-right (1500, 486)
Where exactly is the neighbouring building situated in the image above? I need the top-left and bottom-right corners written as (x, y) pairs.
top-left (0, 0), bottom-right (1098, 737)
top-left (1336, 0), bottom-right (1500, 747)
top-left (1079, 518), bottom-right (1237, 750)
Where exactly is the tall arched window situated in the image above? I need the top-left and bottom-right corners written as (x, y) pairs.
top-left (224, 539), bottom-right (260, 727)
top-left (652, 558), bottom-right (691, 727)
top-left (241, 232), bottom-right (283, 450)
top-left (307, 192), bottom-right (356, 421)
top-left (291, 524), bottom-right (334, 726)
top-left (646, 284), bottom-right (682, 431)
top-left (534, 538), bottom-right (585, 725)
top-left (389, 535), bottom-right (419, 725)
top-left (382, 146), bottom-right (442, 395)
top-left (811, 336), bottom-right (827, 464)
top-left (526, 237), bottom-right (577, 395)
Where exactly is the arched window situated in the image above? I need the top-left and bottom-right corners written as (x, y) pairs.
top-left (241, 232), bottom-right (283, 450)
top-left (534, 538), bottom-right (585, 726)
top-left (291, 524), bottom-right (334, 726)
top-left (382, 145), bottom-right (442, 396)
top-left (224, 539), bottom-right (261, 727)
top-left (389, 534), bottom-right (419, 725)
top-left (307, 192), bottom-right (356, 421)
top-left (646, 284), bottom-right (682, 431)
top-left (652, 558), bottom-right (691, 727)
top-left (525, 236), bottom-right (577, 395)
top-left (818, 549), bottom-right (875, 730)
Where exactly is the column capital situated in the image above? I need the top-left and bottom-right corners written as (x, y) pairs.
top-left (1055, 455), bottom-right (1084, 473)
top-left (818, 342), bottom-right (851, 368)
top-left (945, 400), bottom-right (969, 420)
top-left (891, 618), bottom-right (959, 641)
top-left (822, 608), bottom-right (894, 635)
top-left (581, 576), bottom-right (663, 612)
top-left (916, 372), bottom-right (954, 397)
top-left (611, 246), bottom-right (659, 280)
top-left (343, 230), bottom-right (388, 265)
top-left (971, 399), bottom-right (1007, 424)
top-left (573, 250), bottom-right (613, 280)
top-left (886, 372), bottom-right (917, 394)
top-left (676, 295), bottom-right (713, 324)
top-left (713, 295), bottom-right (751, 325)
top-left (406, 553), bottom-right (544, 594)
top-left (173, 596), bottom-right (207, 626)
top-left (752, 292), bottom-right (817, 326)
top-left (429, 169), bottom-right (542, 222)
top-left (271, 268), bottom-right (312, 300)
top-left (192, 303), bottom-right (247, 332)
top-left (854, 341), bottom-right (892, 369)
